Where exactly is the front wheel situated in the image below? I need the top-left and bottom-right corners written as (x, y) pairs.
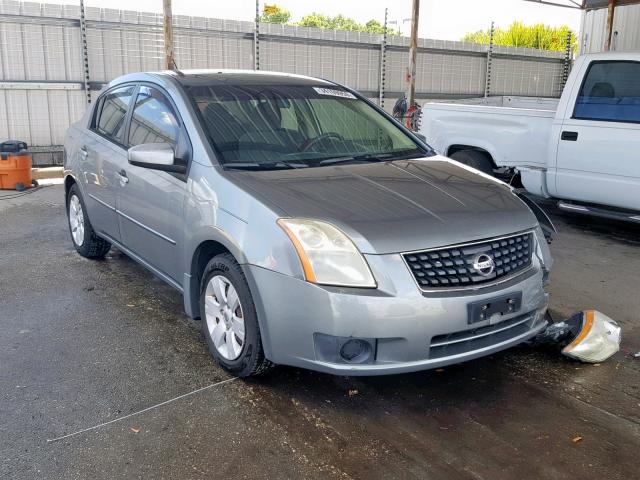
top-left (200, 254), bottom-right (273, 377)
top-left (66, 183), bottom-right (111, 259)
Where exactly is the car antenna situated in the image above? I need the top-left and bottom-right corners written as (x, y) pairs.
top-left (171, 58), bottom-right (185, 77)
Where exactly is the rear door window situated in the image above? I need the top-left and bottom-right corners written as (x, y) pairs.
top-left (95, 86), bottom-right (136, 143)
top-left (573, 61), bottom-right (640, 123)
top-left (128, 86), bottom-right (180, 147)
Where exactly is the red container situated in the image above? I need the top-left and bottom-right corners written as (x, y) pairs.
top-left (0, 141), bottom-right (32, 190)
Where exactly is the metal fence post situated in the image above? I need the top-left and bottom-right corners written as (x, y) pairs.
top-left (484, 21), bottom-right (494, 98)
top-left (561, 30), bottom-right (573, 94)
top-left (378, 7), bottom-right (388, 108)
top-left (79, 0), bottom-right (91, 103)
top-left (254, 0), bottom-right (260, 70)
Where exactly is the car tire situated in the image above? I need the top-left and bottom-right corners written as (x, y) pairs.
top-left (450, 150), bottom-right (494, 175)
top-left (66, 183), bottom-right (111, 259)
top-left (200, 253), bottom-right (273, 377)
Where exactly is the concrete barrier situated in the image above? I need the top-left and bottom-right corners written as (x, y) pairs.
top-left (32, 167), bottom-right (64, 180)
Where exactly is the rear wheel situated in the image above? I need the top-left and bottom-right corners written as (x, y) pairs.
top-left (450, 149), bottom-right (494, 175)
top-left (66, 183), bottom-right (111, 259)
top-left (200, 253), bottom-right (273, 377)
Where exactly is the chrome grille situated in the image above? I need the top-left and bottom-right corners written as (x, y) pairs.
top-left (403, 232), bottom-right (533, 291)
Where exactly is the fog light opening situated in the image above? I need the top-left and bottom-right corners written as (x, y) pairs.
top-left (339, 339), bottom-right (372, 363)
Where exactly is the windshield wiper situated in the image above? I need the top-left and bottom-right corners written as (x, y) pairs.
top-left (318, 154), bottom-right (389, 166)
top-left (318, 151), bottom-right (424, 166)
top-left (223, 161), bottom-right (308, 171)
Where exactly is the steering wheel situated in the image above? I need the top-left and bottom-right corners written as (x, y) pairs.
top-left (301, 132), bottom-right (345, 152)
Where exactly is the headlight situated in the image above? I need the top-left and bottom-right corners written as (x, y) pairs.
top-left (562, 310), bottom-right (621, 363)
top-left (277, 218), bottom-right (376, 288)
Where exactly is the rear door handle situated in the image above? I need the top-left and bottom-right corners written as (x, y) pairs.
top-left (561, 131), bottom-right (578, 141)
top-left (79, 146), bottom-right (88, 159)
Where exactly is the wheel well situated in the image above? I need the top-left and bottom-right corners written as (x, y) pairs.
top-left (64, 176), bottom-right (76, 198)
top-left (447, 145), bottom-right (495, 166)
top-left (189, 240), bottom-right (233, 319)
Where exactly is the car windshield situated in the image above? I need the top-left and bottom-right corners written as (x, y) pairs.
top-left (186, 83), bottom-right (431, 169)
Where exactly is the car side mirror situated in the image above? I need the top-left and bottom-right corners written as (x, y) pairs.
top-left (128, 143), bottom-right (186, 174)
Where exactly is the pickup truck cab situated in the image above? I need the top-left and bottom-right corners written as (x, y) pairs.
top-left (420, 52), bottom-right (640, 222)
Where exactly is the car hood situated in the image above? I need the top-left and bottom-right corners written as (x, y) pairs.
top-left (226, 156), bottom-right (538, 254)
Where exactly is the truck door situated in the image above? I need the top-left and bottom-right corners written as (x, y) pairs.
top-left (555, 60), bottom-right (640, 211)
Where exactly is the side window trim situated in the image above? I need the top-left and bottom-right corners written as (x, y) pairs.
top-left (126, 81), bottom-right (193, 179)
top-left (126, 84), bottom-right (182, 148)
top-left (90, 83), bottom-right (139, 148)
top-left (89, 95), bottom-right (104, 131)
top-left (571, 60), bottom-right (640, 125)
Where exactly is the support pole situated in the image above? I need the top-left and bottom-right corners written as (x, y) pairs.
top-left (561, 30), bottom-right (573, 93)
top-left (604, 0), bottom-right (616, 51)
top-left (484, 22), bottom-right (495, 98)
top-left (79, 0), bottom-right (91, 103)
top-left (254, 0), bottom-right (260, 70)
top-left (379, 8), bottom-right (388, 108)
top-left (163, 0), bottom-right (174, 70)
top-left (407, 0), bottom-right (420, 108)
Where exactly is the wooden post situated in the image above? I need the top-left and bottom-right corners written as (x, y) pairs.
top-left (604, 0), bottom-right (616, 51)
top-left (407, 0), bottom-right (420, 108)
top-left (163, 0), bottom-right (174, 70)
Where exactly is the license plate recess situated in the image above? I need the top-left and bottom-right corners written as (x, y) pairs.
top-left (467, 292), bottom-right (522, 325)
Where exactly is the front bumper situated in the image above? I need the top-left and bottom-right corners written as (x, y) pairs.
top-left (245, 251), bottom-right (549, 376)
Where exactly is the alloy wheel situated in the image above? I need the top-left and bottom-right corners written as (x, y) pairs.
top-left (204, 275), bottom-right (246, 360)
top-left (69, 194), bottom-right (85, 247)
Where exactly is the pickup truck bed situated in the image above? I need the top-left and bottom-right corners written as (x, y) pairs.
top-left (419, 52), bottom-right (640, 218)
top-left (421, 96), bottom-right (557, 170)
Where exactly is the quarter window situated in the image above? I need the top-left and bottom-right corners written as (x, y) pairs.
top-left (573, 61), bottom-right (640, 123)
top-left (95, 86), bottom-right (135, 142)
top-left (128, 86), bottom-right (180, 147)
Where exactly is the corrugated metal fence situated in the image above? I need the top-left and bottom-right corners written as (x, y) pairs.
top-left (0, 0), bottom-right (568, 165)
top-left (580, 3), bottom-right (640, 53)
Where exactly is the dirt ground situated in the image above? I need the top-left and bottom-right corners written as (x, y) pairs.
top-left (1, 185), bottom-right (638, 479)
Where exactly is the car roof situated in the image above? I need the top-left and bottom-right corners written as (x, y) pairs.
top-left (163, 69), bottom-right (336, 87)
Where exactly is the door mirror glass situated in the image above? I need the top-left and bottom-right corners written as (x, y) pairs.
top-left (128, 143), bottom-right (184, 173)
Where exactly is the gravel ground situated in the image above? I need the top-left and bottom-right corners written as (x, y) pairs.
top-left (1, 185), bottom-right (638, 479)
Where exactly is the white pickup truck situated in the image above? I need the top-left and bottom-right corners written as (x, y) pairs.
top-left (420, 52), bottom-right (640, 222)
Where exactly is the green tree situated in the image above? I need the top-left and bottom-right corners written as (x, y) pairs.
top-left (260, 4), bottom-right (291, 24)
top-left (462, 22), bottom-right (576, 53)
top-left (298, 12), bottom-right (395, 34)
top-left (364, 20), bottom-right (386, 35)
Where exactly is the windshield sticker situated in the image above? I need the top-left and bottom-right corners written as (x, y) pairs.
top-left (313, 87), bottom-right (356, 99)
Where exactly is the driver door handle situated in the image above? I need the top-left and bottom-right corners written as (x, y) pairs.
top-left (117, 169), bottom-right (129, 184)
top-left (79, 146), bottom-right (88, 160)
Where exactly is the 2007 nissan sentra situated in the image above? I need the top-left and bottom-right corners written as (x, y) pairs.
top-left (63, 70), bottom-right (553, 377)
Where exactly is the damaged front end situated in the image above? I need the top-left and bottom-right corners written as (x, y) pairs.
top-left (532, 310), bottom-right (622, 363)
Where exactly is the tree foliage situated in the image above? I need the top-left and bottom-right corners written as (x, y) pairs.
top-left (462, 22), bottom-right (576, 53)
top-left (259, 5), bottom-right (394, 35)
top-left (260, 5), bottom-right (291, 24)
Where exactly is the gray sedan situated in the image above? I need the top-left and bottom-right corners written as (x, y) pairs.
top-left (63, 70), bottom-right (552, 377)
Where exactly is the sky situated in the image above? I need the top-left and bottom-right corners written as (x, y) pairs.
top-left (70, 0), bottom-right (583, 41)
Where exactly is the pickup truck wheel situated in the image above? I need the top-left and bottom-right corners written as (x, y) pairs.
top-left (200, 254), bottom-right (273, 377)
top-left (450, 150), bottom-right (494, 175)
top-left (66, 184), bottom-right (111, 259)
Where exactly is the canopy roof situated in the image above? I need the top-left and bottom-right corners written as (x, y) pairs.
top-left (524, 0), bottom-right (640, 10)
